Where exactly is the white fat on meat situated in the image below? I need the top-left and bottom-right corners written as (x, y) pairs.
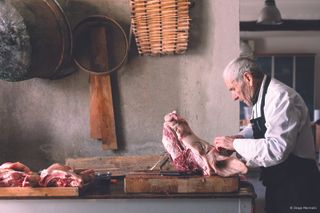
top-left (39, 163), bottom-right (96, 187)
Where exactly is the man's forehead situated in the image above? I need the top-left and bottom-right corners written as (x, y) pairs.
top-left (224, 78), bottom-right (237, 89)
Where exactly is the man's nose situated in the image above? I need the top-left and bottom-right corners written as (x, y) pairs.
top-left (232, 93), bottom-right (239, 101)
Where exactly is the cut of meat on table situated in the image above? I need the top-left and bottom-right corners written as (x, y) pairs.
top-left (0, 162), bottom-right (95, 188)
top-left (0, 162), bottom-right (40, 187)
top-left (162, 111), bottom-right (248, 177)
top-left (39, 163), bottom-right (95, 188)
top-left (0, 162), bottom-right (32, 173)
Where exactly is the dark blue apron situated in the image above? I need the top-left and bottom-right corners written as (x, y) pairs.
top-left (250, 76), bottom-right (320, 213)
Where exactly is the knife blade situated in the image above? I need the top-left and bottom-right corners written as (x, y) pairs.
top-left (149, 153), bottom-right (170, 171)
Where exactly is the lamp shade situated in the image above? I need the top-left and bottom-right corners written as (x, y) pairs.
top-left (257, 0), bottom-right (283, 25)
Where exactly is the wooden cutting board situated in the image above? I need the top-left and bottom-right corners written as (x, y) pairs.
top-left (0, 187), bottom-right (79, 197)
top-left (65, 155), bottom-right (170, 176)
top-left (124, 173), bottom-right (239, 194)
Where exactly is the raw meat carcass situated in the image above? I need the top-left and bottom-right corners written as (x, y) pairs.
top-left (0, 162), bottom-right (40, 187)
top-left (39, 163), bottom-right (95, 187)
top-left (162, 111), bottom-right (248, 177)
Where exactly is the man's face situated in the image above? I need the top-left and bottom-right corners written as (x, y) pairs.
top-left (224, 75), bottom-right (254, 107)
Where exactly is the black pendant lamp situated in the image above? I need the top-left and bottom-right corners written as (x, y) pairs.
top-left (257, 0), bottom-right (283, 25)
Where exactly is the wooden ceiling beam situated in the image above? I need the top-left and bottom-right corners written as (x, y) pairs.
top-left (240, 20), bottom-right (320, 31)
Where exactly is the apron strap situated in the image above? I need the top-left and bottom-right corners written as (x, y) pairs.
top-left (260, 75), bottom-right (271, 118)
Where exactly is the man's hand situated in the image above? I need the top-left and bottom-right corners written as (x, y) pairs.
top-left (214, 136), bottom-right (236, 152)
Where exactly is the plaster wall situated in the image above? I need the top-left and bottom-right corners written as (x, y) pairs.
top-left (0, 0), bottom-right (239, 170)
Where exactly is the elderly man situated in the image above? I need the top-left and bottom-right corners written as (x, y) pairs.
top-left (214, 57), bottom-right (320, 213)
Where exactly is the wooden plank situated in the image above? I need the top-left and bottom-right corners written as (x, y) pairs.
top-left (65, 155), bottom-right (172, 176)
top-left (0, 187), bottom-right (79, 197)
top-left (89, 26), bottom-right (117, 150)
top-left (89, 74), bottom-right (117, 150)
top-left (124, 174), bottom-right (239, 193)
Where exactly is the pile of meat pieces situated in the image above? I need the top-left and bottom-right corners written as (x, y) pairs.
top-left (0, 162), bottom-right (95, 187)
top-left (162, 111), bottom-right (248, 177)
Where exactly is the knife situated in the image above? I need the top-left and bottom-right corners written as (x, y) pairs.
top-left (149, 153), bottom-right (170, 171)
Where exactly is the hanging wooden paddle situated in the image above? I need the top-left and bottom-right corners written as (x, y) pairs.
top-left (73, 16), bottom-right (128, 150)
top-left (89, 26), bottom-right (117, 150)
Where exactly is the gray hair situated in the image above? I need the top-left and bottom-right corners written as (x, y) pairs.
top-left (223, 57), bottom-right (264, 82)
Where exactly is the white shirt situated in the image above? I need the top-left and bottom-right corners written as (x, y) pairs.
top-left (234, 75), bottom-right (316, 168)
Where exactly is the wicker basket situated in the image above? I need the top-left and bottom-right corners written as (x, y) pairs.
top-left (130, 0), bottom-right (190, 55)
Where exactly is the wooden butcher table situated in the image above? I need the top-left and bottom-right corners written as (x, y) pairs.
top-left (0, 155), bottom-right (256, 213)
top-left (0, 179), bottom-right (256, 213)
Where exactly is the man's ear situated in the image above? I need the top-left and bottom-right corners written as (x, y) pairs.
top-left (243, 72), bottom-right (253, 86)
